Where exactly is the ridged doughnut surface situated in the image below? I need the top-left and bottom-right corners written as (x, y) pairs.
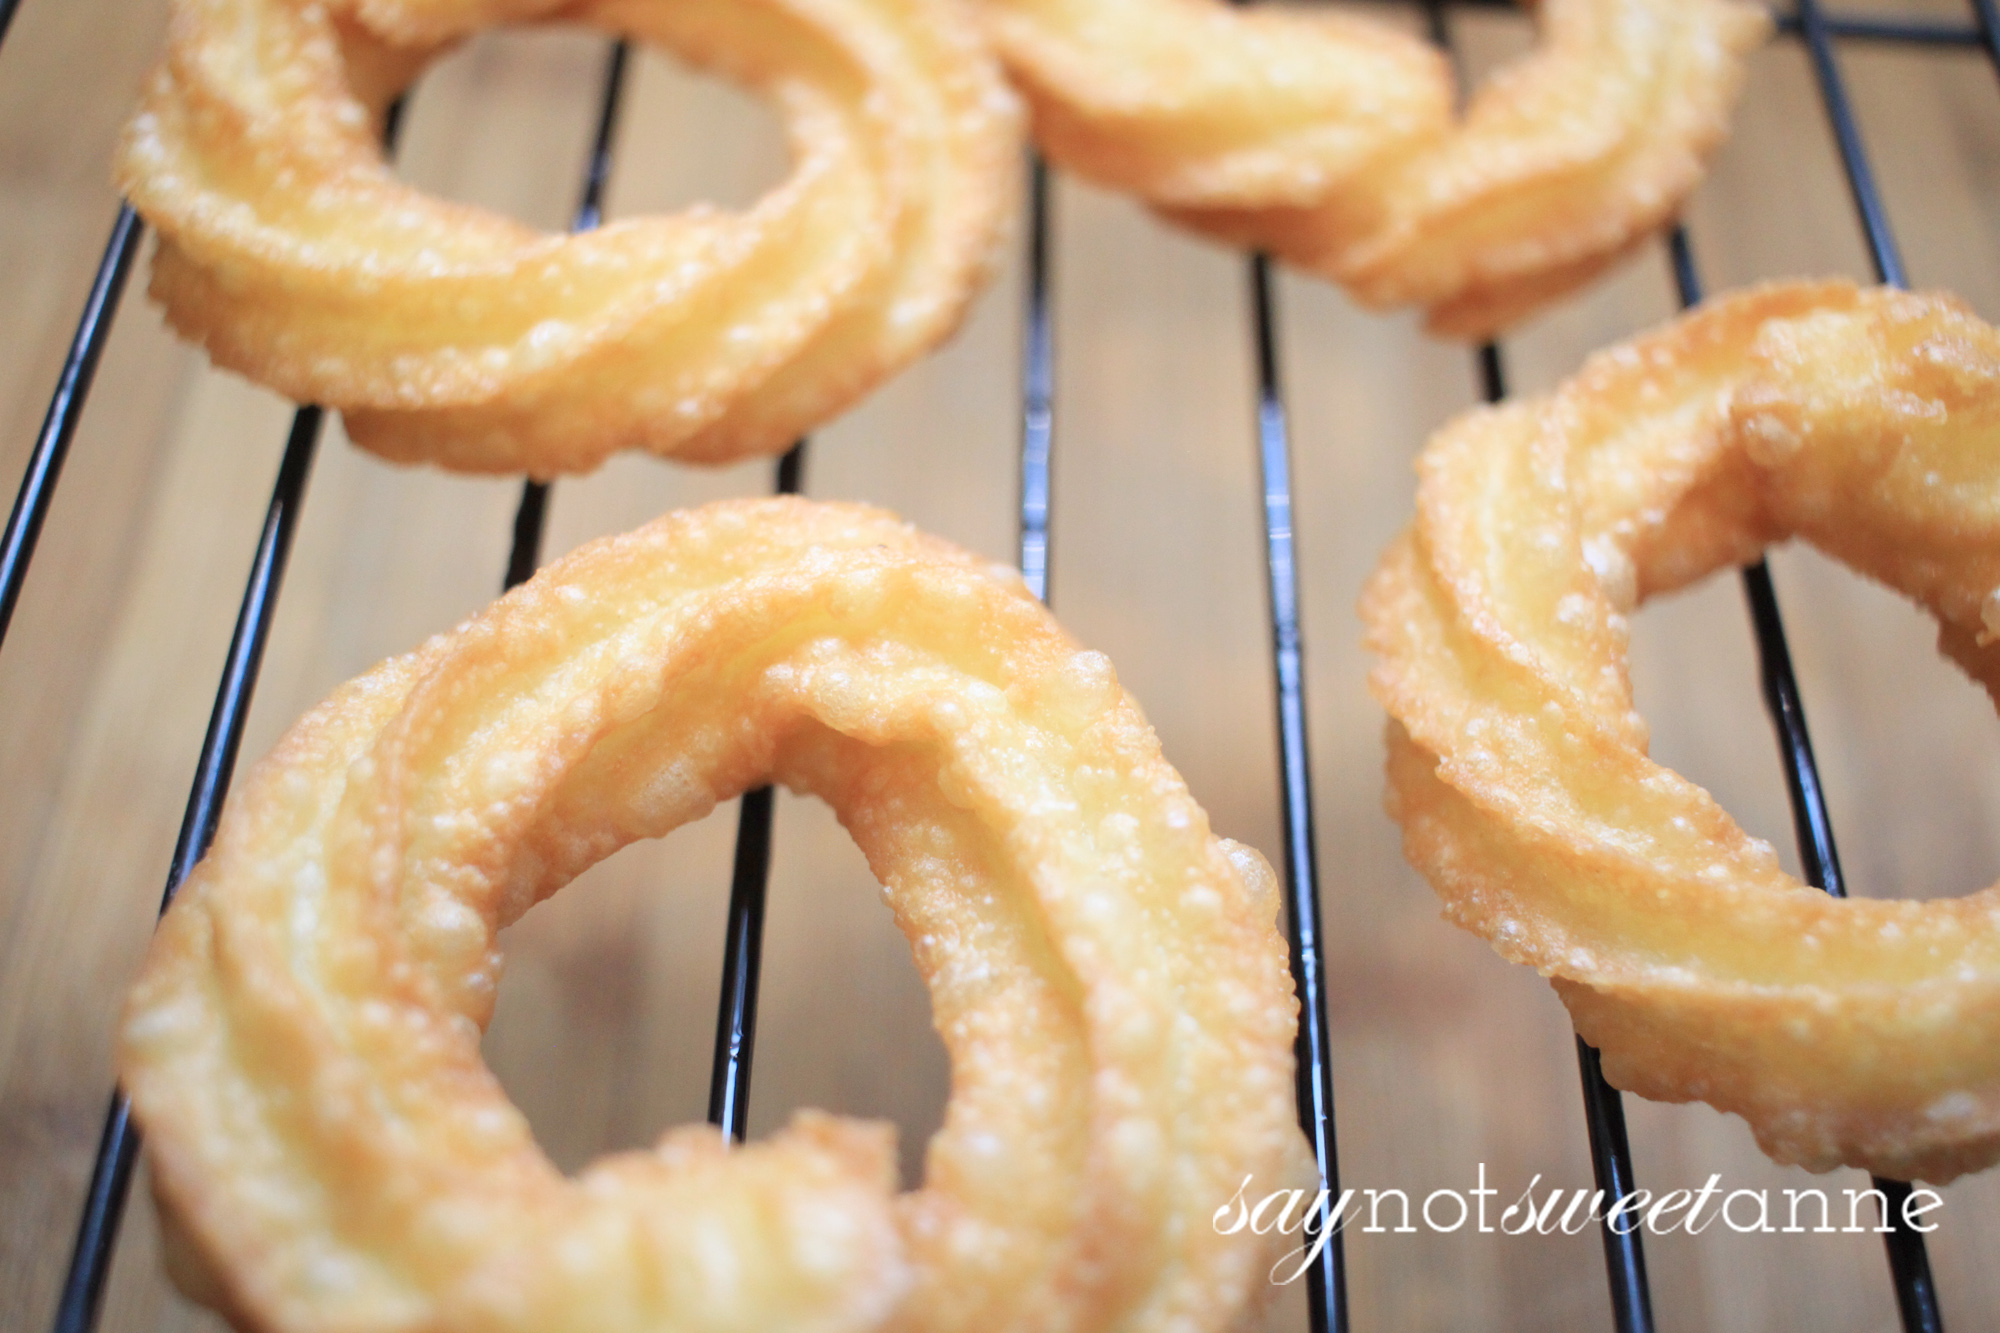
top-left (117, 0), bottom-right (1019, 475)
top-left (979, 0), bottom-right (1767, 337)
top-left (121, 498), bottom-right (1313, 1332)
top-left (1364, 282), bottom-right (2000, 1183)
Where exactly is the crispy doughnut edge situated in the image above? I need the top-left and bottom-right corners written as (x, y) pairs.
top-left (121, 497), bottom-right (1317, 1332)
top-left (1364, 282), bottom-right (2000, 1183)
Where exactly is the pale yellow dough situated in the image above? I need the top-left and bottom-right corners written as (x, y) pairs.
top-left (1365, 282), bottom-right (2000, 1183)
top-left (122, 498), bottom-right (1315, 1332)
top-left (977, 0), bottom-right (1768, 337)
top-left (117, 0), bottom-right (1020, 475)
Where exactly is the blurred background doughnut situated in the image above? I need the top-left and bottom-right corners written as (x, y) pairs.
top-left (117, 0), bottom-right (1020, 476)
top-left (979, 0), bottom-right (1767, 337)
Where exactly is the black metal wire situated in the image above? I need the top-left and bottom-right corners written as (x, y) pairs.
top-left (1417, 2), bottom-right (1657, 1322)
top-left (571, 40), bottom-right (628, 236)
top-left (1666, 223), bottom-right (1943, 1333)
top-left (1244, 255), bottom-right (1346, 1333)
top-left (505, 480), bottom-right (550, 591)
top-left (1739, 555), bottom-right (1945, 1333)
top-left (49, 1095), bottom-right (138, 1333)
top-left (0, 91), bottom-right (411, 647)
top-left (1575, 1039), bottom-right (1655, 1333)
top-left (44, 99), bottom-right (417, 1333)
top-left (1475, 341), bottom-right (1504, 408)
top-left (1973, 0), bottom-right (2000, 73)
top-left (1469, 328), bottom-right (1658, 1333)
top-left (1216, 21), bottom-right (1341, 1322)
top-left (708, 780), bottom-right (774, 1139)
top-left (1792, 0), bottom-right (1908, 287)
top-left (0, 92), bottom-right (421, 656)
top-left (773, 441), bottom-right (806, 498)
top-left (1010, 104), bottom-right (1346, 1332)
top-left (1430, 0), bottom-right (1978, 42)
top-left (0, 206), bottom-right (144, 650)
top-left (1436, 0), bottom-right (1979, 44)
top-left (1739, 565), bottom-right (1947, 1333)
top-left (501, 40), bottom-right (630, 593)
top-left (50, 403), bottom-right (326, 1333)
top-left (1019, 155), bottom-right (1054, 605)
top-left (706, 440), bottom-right (804, 1140)
top-left (1775, 12), bottom-right (1982, 46)
top-left (1875, 1178), bottom-right (1947, 1333)
top-left (1738, 564), bottom-right (1847, 894)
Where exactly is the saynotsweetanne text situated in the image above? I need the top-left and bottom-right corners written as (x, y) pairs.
top-left (1212, 1168), bottom-right (1945, 1285)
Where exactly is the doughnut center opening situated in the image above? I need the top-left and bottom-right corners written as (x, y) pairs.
top-left (605, 44), bottom-right (791, 218)
top-left (482, 788), bottom-right (948, 1189)
top-left (392, 28), bottom-right (787, 231)
top-left (1626, 545), bottom-right (2000, 901)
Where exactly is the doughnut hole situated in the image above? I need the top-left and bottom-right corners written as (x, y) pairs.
top-left (1630, 543), bottom-right (2000, 904)
top-left (482, 788), bottom-right (949, 1189)
top-left (389, 28), bottom-right (787, 232)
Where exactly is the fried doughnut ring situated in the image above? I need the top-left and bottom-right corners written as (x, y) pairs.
top-left (116, 0), bottom-right (1018, 475)
top-left (121, 498), bottom-right (1313, 1331)
top-left (978, 0), bottom-right (1767, 337)
top-left (1363, 282), bottom-right (2000, 1183)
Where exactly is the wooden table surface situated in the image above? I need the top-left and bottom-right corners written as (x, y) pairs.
top-left (3, 1), bottom-right (1999, 1329)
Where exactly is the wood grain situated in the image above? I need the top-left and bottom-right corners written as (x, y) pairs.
top-left (1, 3), bottom-right (1998, 1330)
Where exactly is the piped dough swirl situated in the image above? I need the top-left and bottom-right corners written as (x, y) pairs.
top-left (978, 0), bottom-right (1768, 337)
top-left (121, 498), bottom-right (1313, 1333)
top-left (117, 0), bottom-right (1019, 475)
top-left (1364, 282), bottom-right (2000, 1183)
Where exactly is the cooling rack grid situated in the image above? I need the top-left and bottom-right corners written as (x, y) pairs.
top-left (1, 1), bottom-right (1997, 1330)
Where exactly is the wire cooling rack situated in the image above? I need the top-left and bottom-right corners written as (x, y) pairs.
top-left (1, 2), bottom-right (1995, 1331)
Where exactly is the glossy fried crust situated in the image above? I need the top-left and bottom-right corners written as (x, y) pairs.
top-left (979, 0), bottom-right (1767, 338)
top-left (1363, 282), bottom-right (2000, 1183)
top-left (116, 0), bottom-right (1019, 476)
top-left (121, 498), bottom-right (1314, 1333)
